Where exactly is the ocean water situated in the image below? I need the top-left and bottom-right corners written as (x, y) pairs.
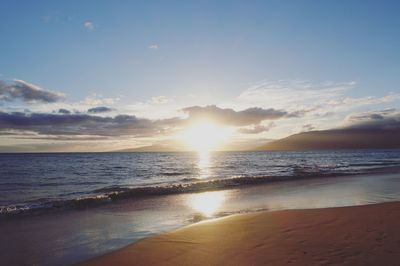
top-left (1, 150), bottom-right (400, 215)
top-left (2, 150), bottom-right (400, 265)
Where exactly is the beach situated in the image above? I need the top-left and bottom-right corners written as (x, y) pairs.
top-left (3, 171), bottom-right (400, 265)
top-left (3, 1), bottom-right (400, 265)
top-left (2, 152), bottom-right (400, 265)
top-left (83, 202), bottom-right (400, 266)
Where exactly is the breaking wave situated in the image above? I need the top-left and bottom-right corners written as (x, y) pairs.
top-left (2, 164), bottom-right (400, 217)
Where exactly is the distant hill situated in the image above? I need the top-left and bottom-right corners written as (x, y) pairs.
top-left (113, 140), bottom-right (265, 152)
top-left (258, 128), bottom-right (400, 151)
top-left (114, 144), bottom-right (182, 152)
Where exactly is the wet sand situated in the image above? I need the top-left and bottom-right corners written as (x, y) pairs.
top-left (82, 202), bottom-right (400, 266)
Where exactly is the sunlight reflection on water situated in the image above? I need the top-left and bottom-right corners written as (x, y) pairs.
top-left (197, 151), bottom-right (211, 179)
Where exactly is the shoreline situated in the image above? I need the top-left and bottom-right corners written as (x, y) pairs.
top-left (82, 201), bottom-right (400, 265)
top-left (4, 165), bottom-right (400, 218)
top-left (3, 171), bottom-right (400, 265)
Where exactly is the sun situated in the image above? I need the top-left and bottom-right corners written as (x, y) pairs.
top-left (182, 121), bottom-right (232, 152)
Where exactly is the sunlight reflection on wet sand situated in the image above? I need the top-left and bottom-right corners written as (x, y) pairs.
top-left (189, 191), bottom-right (227, 217)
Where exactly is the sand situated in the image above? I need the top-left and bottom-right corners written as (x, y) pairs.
top-left (82, 202), bottom-right (400, 265)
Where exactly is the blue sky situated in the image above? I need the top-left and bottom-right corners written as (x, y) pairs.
top-left (0, 1), bottom-right (400, 151)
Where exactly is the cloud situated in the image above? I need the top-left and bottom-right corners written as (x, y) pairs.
top-left (149, 96), bottom-right (169, 104)
top-left (148, 44), bottom-right (159, 50)
top-left (344, 109), bottom-right (400, 130)
top-left (285, 107), bottom-right (320, 118)
top-left (57, 109), bottom-right (71, 114)
top-left (0, 79), bottom-right (64, 103)
top-left (0, 112), bottom-right (148, 136)
top-left (0, 111), bottom-right (179, 137)
top-left (0, 104), bottom-right (293, 139)
top-left (236, 80), bottom-right (400, 116)
top-left (84, 21), bottom-right (94, 30)
top-left (15, 135), bottom-right (110, 141)
top-left (238, 122), bottom-right (275, 134)
top-left (326, 94), bottom-right (400, 108)
top-left (301, 124), bottom-right (315, 132)
top-left (87, 106), bottom-right (114, 113)
top-left (182, 105), bottom-right (288, 126)
top-left (82, 94), bottom-right (118, 106)
top-left (237, 80), bottom-right (355, 109)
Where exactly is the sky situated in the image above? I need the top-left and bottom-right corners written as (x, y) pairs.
top-left (0, 0), bottom-right (400, 152)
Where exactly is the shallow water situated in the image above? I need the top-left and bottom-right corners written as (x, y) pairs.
top-left (2, 171), bottom-right (400, 265)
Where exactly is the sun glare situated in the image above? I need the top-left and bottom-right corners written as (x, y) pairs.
top-left (189, 191), bottom-right (226, 217)
top-left (182, 121), bottom-right (232, 152)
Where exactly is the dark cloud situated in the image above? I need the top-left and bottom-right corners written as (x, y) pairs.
top-left (0, 111), bottom-right (167, 137)
top-left (302, 124), bottom-right (315, 132)
top-left (15, 135), bottom-right (110, 141)
top-left (0, 79), bottom-right (64, 103)
top-left (0, 105), bottom-right (301, 140)
top-left (87, 106), bottom-right (114, 113)
top-left (57, 109), bottom-right (71, 114)
top-left (182, 105), bottom-right (288, 126)
top-left (0, 142), bottom-right (107, 153)
top-left (345, 109), bottom-right (400, 130)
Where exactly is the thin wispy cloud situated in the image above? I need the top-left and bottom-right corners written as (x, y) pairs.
top-left (84, 21), bottom-right (94, 30)
top-left (82, 94), bottom-right (118, 106)
top-left (148, 44), bottom-right (159, 50)
top-left (238, 123), bottom-right (275, 134)
top-left (237, 80), bottom-right (356, 110)
top-left (149, 96), bottom-right (169, 104)
top-left (235, 80), bottom-right (400, 117)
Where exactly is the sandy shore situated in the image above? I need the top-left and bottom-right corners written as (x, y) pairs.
top-left (82, 202), bottom-right (400, 265)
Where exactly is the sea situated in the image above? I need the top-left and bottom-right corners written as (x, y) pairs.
top-left (1, 150), bottom-right (400, 265)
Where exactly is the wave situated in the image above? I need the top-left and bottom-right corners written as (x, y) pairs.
top-left (2, 164), bottom-right (400, 217)
top-left (160, 172), bottom-right (193, 176)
